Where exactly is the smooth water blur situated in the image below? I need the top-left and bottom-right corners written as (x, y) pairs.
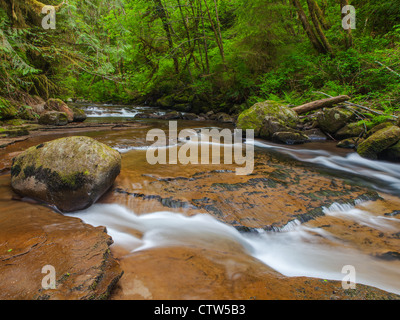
top-left (68, 201), bottom-right (400, 295)
top-left (2, 103), bottom-right (399, 297)
top-left (252, 139), bottom-right (400, 195)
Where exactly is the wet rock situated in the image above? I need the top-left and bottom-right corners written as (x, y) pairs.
top-left (215, 112), bottom-right (235, 123)
top-left (161, 111), bottom-right (182, 120)
top-left (316, 107), bottom-right (356, 134)
top-left (134, 113), bottom-right (161, 119)
top-left (182, 113), bottom-right (199, 120)
top-left (236, 100), bottom-right (299, 137)
top-left (259, 117), bottom-right (297, 141)
top-left (0, 206), bottom-right (123, 300)
top-left (205, 111), bottom-right (215, 119)
top-left (70, 106), bottom-right (87, 122)
top-left (379, 140), bottom-right (400, 162)
top-left (335, 122), bottom-right (366, 140)
top-left (38, 111), bottom-right (69, 126)
top-left (11, 136), bottom-right (121, 212)
top-left (357, 126), bottom-right (400, 160)
top-left (367, 122), bottom-right (395, 137)
top-left (272, 131), bottom-right (310, 145)
top-left (337, 137), bottom-right (363, 149)
top-left (303, 128), bottom-right (328, 141)
top-left (44, 99), bottom-right (74, 122)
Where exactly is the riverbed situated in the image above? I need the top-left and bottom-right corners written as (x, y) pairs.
top-left (1, 103), bottom-right (399, 299)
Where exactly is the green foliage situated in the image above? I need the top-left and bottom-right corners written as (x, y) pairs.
top-left (1, 0), bottom-right (400, 120)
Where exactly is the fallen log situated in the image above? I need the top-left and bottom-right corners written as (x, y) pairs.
top-left (292, 95), bottom-right (350, 114)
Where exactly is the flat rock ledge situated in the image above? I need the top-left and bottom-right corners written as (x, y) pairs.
top-left (0, 201), bottom-right (123, 300)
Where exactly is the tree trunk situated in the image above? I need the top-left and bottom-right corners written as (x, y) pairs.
top-left (290, 0), bottom-right (326, 54)
top-left (153, 0), bottom-right (180, 74)
top-left (307, 0), bottom-right (333, 54)
top-left (292, 95), bottom-right (350, 114)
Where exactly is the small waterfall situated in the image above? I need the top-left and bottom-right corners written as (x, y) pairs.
top-left (68, 203), bottom-right (400, 295)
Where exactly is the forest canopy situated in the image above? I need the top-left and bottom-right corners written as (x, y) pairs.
top-left (1, 0), bottom-right (400, 115)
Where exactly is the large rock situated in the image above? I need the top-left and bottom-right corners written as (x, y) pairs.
top-left (237, 101), bottom-right (299, 137)
top-left (357, 126), bottom-right (400, 160)
top-left (335, 122), bottom-right (366, 140)
top-left (380, 140), bottom-right (400, 162)
top-left (11, 136), bottom-right (121, 212)
top-left (316, 107), bottom-right (355, 134)
top-left (0, 205), bottom-right (123, 300)
top-left (38, 111), bottom-right (68, 126)
top-left (70, 106), bottom-right (87, 122)
top-left (45, 99), bottom-right (74, 122)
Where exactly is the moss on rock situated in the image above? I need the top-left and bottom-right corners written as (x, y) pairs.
top-left (70, 106), bottom-right (87, 122)
top-left (317, 107), bottom-right (355, 134)
top-left (11, 136), bottom-right (122, 212)
top-left (357, 126), bottom-right (400, 160)
top-left (236, 100), bottom-right (299, 137)
top-left (39, 111), bottom-right (68, 126)
top-left (335, 122), bottom-right (366, 140)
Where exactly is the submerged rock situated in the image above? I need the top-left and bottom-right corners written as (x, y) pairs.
top-left (11, 136), bottom-right (121, 212)
top-left (357, 126), bottom-right (400, 160)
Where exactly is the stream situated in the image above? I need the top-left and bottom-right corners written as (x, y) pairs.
top-left (1, 103), bottom-right (399, 299)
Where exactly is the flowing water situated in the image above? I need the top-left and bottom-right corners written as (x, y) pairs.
top-left (1, 103), bottom-right (399, 299)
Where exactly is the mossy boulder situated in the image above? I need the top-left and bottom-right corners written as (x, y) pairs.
top-left (39, 111), bottom-right (68, 126)
top-left (357, 126), bottom-right (400, 160)
top-left (260, 116), bottom-right (296, 140)
top-left (335, 122), bottom-right (366, 140)
top-left (316, 107), bottom-right (356, 134)
top-left (45, 98), bottom-right (74, 122)
top-left (337, 137), bottom-right (363, 149)
top-left (367, 122), bottom-right (395, 137)
top-left (70, 106), bottom-right (87, 122)
top-left (0, 97), bottom-right (19, 120)
top-left (236, 100), bottom-right (299, 137)
top-left (11, 136), bottom-right (122, 212)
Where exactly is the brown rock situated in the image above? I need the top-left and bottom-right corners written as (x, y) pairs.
top-left (0, 200), bottom-right (123, 300)
top-left (45, 99), bottom-right (74, 122)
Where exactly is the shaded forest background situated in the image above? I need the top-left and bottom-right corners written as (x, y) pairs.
top-left (1, 0), bottom-right (400, 117)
